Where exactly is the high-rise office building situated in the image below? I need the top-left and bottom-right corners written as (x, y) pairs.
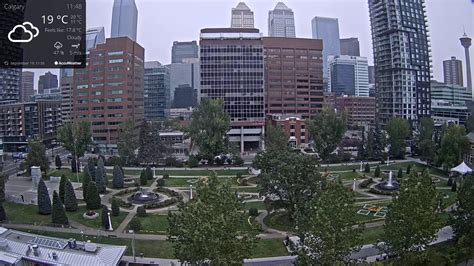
top-left (167, 61), bottom-right (200, 103)
top-left (231, 2), bottom-right (254, 28)
top-left (443, 56), bottom-right (463, 87)
top-left (171, 41), bottom-right (199, 64)
top-left (174, 84), bottom-right (197, 108)
top-left (263, 37), bottom-right (324, 119)
top-left (73, 37), bottom-right (144, 153)
top-left (0, 69), bottom-right (21, 103)
top-left (311, 16), bottom-right (341, 79)
top-left (111, 0), bottom-right (138, 41)
top-left (268, 2), bottom-right (296, 38)
top-left (144, 61), bottom-right (170, 121)
top-left (340, 38), bottom-right (360, 56)
top-left (368, 65), bottom-right (375, 97)
top-left (369, 0), bottom-right (432, 124)
top-left (86, 27), bottom-right (106, 50)
top-left (200, 28), bottom-right (265, 152)
top-left (328, 55), bottom-right (369, 97)
top-left (431, 80), bottom-right (471, 106)
top-left (20, 71), bottom-right (34, 102)
top-left (337, 96), bottom-right (376, 127)
top-left (38, 71), bottom-right (58, 94)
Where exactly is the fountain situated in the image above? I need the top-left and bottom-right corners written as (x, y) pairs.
top-left (129, 190), bottom-right (162, 204)
top-left (375, 171), bottom-right (400, 192)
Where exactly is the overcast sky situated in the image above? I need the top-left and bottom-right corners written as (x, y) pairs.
top-left (33, 0), bottom-right (474, 89)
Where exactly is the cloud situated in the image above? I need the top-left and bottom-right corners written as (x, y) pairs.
top-left (22, 22), bottom-right (39, 37)
top-left (8, 25), bottom-right (33, 43)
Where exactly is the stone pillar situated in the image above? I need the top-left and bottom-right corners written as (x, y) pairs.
top-left (31, 166), bottom-right (41, 191)
top-left (240, 126), bottom-right (244, 154)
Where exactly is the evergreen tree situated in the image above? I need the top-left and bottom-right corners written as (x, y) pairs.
top-left (82, 167), bottom-right (91, 201)
top-left (364, 163), bottom-right (370, 173)
top-left (145, 166), bottom-right (153, 180)
top-left (101, 205), bottom-right (110, 230)
top-left (366, 128), bottom-right (375, 159)
top-left (374, 165), bottom-right (381, 178)
top-left (373, 121), bottom-right (386, 161)
top-left (451, 181), bottom-right (457, 192)
top-left (112, 165), bottom-right (124, 189)
top-left (71, 156), bottom-right (80, 173)
top-left (86, 182), bottom-right (101, 210)
top-left (52, 190), bottom-right (68, 225)
top-left (111, 197), bottom-right (120, 217)
top-left (95, 158), bottom-right (106, 193)
top-left (140, 169), bottom-right (147, 186)
top-left (358, 128), bottom-right (367, 160)
top-left (87, 158), bottom-right (96, 181)
top-left (0, 203), bottom-right (6, 221)
top-left (37, 178), bottom-right (52, 215)
top-left (55, 155), bottom-right (62, 169)
top-left (382, 170), bottom-right (441, 257)
top-left (447, 177), bottom-right (453, 187)
top-left (406, 164), bottom-right (412, 175)
top-left (128, 217), bottom-right (141, 232)
top-left (397, 168), bottom-right (403, 179)
top-left (64, 180), bottom-right (78, 212)
top-left (59, 175), bottom-right (67, 203)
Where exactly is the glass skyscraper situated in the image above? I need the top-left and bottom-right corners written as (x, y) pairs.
top-left (144, 61), bottom-right (170, 121)
top-left (171, 41), bottom-right (199, 64)
top-left (231, 2), bottom-right (254, 28)
top-left (86, 27), bottom-right (106, 51)
top-left (328, 55), bottom-right (369, 97)
top-left (268, 2), bottom-right (296, 38)
top-left (111, 0), bottom-right (138, 41)
top-left (369, 0), bottom-right (431, 124)
top-left (311, 16), bottom-right (341, 79)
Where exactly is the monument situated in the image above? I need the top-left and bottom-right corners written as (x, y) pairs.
top-left (30, 166), bottom-right (41, 190)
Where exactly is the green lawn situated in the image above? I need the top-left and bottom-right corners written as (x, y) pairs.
top-left (244, 201), bottom-right (266, 210)
top-left (337, 171), bottom-right (366, 180)
top-left (437, 188), bottom-right (457, 207)
top-left (48, 168), bottom-right (83, 182)
top-left (18, 229), bottom-right (288, 259)
top-left (67, 206), bottom-right (128, 230)
top-left (322, 163), bottom-right (379, 172)
top-left (164, 178), bottom-right (198, 187)
top-left (138, 214), bottom-right (169, 234)
top-left (119, 169), bottom-right (248, 177)
top-left (264, 212), bottom-right (293, 232)
top-left (362, 226), bottom-right (384, 244)
top-left (355, 213), bottom-right (385, 223)
top-left (235, 186), bottom-right (260, 193)
top-left (3, 202), bottom-right (51, 225)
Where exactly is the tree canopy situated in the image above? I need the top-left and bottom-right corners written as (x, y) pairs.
top-left (57, 121), bottom-right (92, 158)
top-left (117, 120), bottom-right (139, 165)
top-left (308, 107), bottom-right (346, 160)
top-left (438, 125), bottom-right (470, 169)
top-left (265, 122), bottom-right (289, 152)
top-left (25, 141), bottom-right (49, 174)
top-left (385, 118), bottom-right (410, 159)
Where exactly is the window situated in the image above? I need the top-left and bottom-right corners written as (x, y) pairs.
top-left (109, 59), bottom-right (124, 64)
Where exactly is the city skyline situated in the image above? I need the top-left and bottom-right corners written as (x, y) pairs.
top-left (29, 0), bottom-right (473, 90)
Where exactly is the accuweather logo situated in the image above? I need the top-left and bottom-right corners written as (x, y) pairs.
top-left (8, 22), bottom-right (39, 43)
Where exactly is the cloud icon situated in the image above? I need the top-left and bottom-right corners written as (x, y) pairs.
top-left (8, 25), bottom-right (33, 43)
top-left (22, 22), bottom-right (39, 38)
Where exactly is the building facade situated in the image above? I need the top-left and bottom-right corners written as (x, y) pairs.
top-left (144, 61), bottom-right (170, 121)
top-left (20, 71), bottom-right (34, 103)
top-left (340, 37), bottom-right (360, 56)
top-left (263, 37), bottom-right (324, 119)
top-left (86, 27), bottom-right (106, 51)
top-left (0, 100), bottom-right (61, 151)
top-left (171, 41), bottom-right (199, 64)
top-left (231, 2), bottom-right (254, 28)
top-left (167, 61), bottom-right (200, 103)
top-left (337, 96), bottom-right (376, 127)
top-left (174, 84), bottom-right (197, 108)
top-left (0, 69), bottom-right (21, 104)
top-left (311, 16), bottom-right (341, 79)
top-left (38, 71), bottom-right (58, 95)
top-left (111, 0), bottom-right (138, 41)
top-left (443, 56), bottom-right (464, 87)
top-left (200, 28), bottom-right (265, 152)
top-left (268, 2), bottom-right (296, 38)
top-left (73, 37), bottom-right (144, 154)
top-left (369, 0), bottom-right (432, 124)
top-left (431, 80), bottom-right (471, 106)
top-left (268, 114), bottom-right (308, 148)
top-left (431, 100), bottom-right (470, 126)
top-left (328, 55), bottom-right (369, 97)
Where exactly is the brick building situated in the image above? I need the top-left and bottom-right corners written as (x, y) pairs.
top-left (336, 96), bottom-right (376, 127)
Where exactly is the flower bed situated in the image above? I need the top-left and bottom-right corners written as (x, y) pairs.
top-left (358, 178), bottom-right (374, 189)
top-left (143, 198), bottom-right (178, 209)
top-left (82, 211), bottom-right (99, 220)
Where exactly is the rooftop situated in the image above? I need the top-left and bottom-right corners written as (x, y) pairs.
top-left (0, 227), bottom-right (126, 266)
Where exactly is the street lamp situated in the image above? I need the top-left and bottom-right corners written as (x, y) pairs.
top-left (107, 211), bottom-right (113, 231)
top-left (128, 230), bottom-right (136, 262)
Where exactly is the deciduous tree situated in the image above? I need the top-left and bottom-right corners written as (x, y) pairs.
top-left (265, 122), bottom-right (289, 152)
top-left (57, 121), bottom-right (92, 158)
top-left (438, 125), bottom-right (470, 169)
top-left (168, 174), bottom-right (257, 265)
top-left (308, 107), bottom-right (346, 160)
top-left (25, 141), bottom-right (49, 174)
top-left (385, 118), bottom-right (410, 159)
top-left (452, 173), bottom-right (474, 251)
top-left (117, 120), bottom-right (139, 165)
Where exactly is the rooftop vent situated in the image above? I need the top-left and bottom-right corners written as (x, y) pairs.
top-left (0, 239), bottom-right (8, 250)
top-left (84, 242), bottom-right (97, 253)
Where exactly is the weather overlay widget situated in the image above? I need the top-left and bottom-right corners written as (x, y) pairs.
top-left (0, 0), bottom-right (86, 68)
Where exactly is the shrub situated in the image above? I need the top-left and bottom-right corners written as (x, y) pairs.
top-left (154, 187), bottom-right (183, 200)
top-left (249, 208), bottom-right (259, 217)
top-left (447, 177), bottom-right (453, 187)
top-left (397, 168), bottom-right (403, 179)
top-left (101, 205), bottom-right (110, 230)
top-left (451, 181), bottom-right (457, 192)
top-left (111, 198), bottom-right (120, 217)
top-left (188, 155), bottom-right (199, 168)
top-left (52, 191), bottom-right (68, 225)
top-left (55, 155), bottom-right (62, 169)
top-left (0, 203), bottom-right (6, 221)
top-left (37, 178), bottom-right (52, 215)
top-left (71, 156), bottom-right (80, 173)
top-left (82, 168), bottom-right (91, 200)
top-left (163, 174), bottom-right (170, 179)
top-left (215, 157), bottom-right (225, 166)
top-left (145, 166), bottom-right (153, 180)
top-left (165, 157), bottom-right (178, 167)
top-left (128, 217), bottom-right (141, 232)
top-left (95, 158), bottom-right (107, 192)
top-left (59, 175), bottom-right (68, 203)
top-left (374, 165), bottom-right (381, 178)
top-left (87, 158), bottom-right (97, 180)
top-left (359, 178), bottom-right (374, 189)
top-left (352, 168), bottom-right (356, 173)
top-left (143, 198), bottom-right (178, 209)
top-left (156, 178), bottom-right (165, 187)
top-left (234, 156), bottom-right (244, 166)
top-left (64, 180), bottom-right (78, 212)
top-left (137, 206), bottom-right (147, 217)
top-left (112, 165), bottom-right (125, 189)
top-left (140, 170), bottom-right (147, 186)
top-left (406, 164), bottom-right (412, 175)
